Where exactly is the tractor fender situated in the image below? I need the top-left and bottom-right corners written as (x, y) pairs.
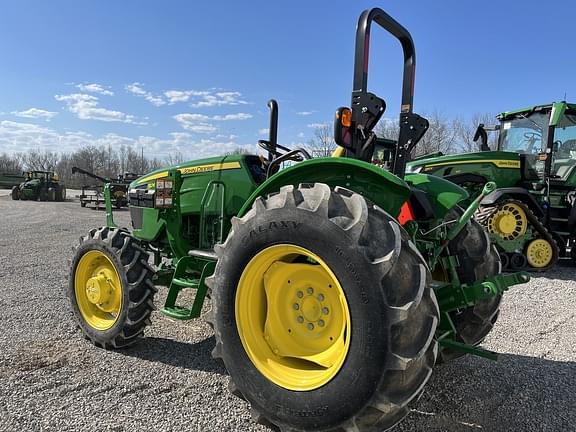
top-left (404, 173), bottom-right (469, 218)
top-left (237, 158), bottom-right (411, 218)
top-left (481, 187), bottom-right (545, 218)
top-left (443, 173), bottom-right (488, 187)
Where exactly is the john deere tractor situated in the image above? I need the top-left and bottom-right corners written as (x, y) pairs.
top-left (11, 170), bottom-right (66, 201)
top-left (68, 8), bottom-right (528, 431)
top-left (407, 102), bottom-right (576, 270)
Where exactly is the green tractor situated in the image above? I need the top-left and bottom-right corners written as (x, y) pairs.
top-left (407, 102), bottom-right (576, 270)
top-left (67, 8), bottom-right (528, 431)
top-left (12, 170), bottom-right (67, 202)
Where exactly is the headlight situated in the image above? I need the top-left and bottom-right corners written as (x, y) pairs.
top-left (155, 178), bottom-right (173, 208)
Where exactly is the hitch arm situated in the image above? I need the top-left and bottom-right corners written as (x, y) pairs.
top-left (446, 181), bottom-right (496, 242)
top-left (436, 271), bottom-right (530, 313)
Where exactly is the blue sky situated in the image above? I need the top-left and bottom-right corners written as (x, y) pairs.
top-left (0, 0), bottom-right (574, 160)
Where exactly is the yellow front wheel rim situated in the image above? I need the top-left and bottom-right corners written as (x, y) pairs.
top-left (74, 250), bottom-right (122, 330)
top-left (488, 203), bottom-right (528, 240)
top-left (526, 239), bottom-right (554, 268)
top-left (235, 244), bottom-right (351, 391)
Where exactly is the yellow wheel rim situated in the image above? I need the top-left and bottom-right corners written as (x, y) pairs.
top-left (74, 250), bottom-right (122, 330)
top-left (487, 203), bottom-right (528, 240)
top-left (235, 244), bottom-right (351, 391)
top-left (526, 239), bottom-right (554, 268)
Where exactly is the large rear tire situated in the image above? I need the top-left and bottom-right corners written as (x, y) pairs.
top-left (209, 184), bottom-right (439, 432)
top-left (47, 188), bottom-right (56, 201)
top-left (68, 227), bottom-right (156, 348)
top-left (439, 208), bottom-right (502, 362)
top-left (11, 186), bottom-right (20, 200)
top-left (56, 185), bottom-right (66, 202)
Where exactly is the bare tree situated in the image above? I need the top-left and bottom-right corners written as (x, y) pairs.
top-left (224, 147), bottom-right (251, 156)
top-left (0, 153), bottom-right (23, 173)
top-left (414, 111), bottom-right (458, 157)
top-left (375, 118), bottom-right (400, 141)
top-left (21, 149), bottom-right (60, 171)
top-left (454, 113), bottom-right (498, 152)
top-left (376, 112), bottom-right (458, 157)
top-left (165, 151), bottom-right (186, 165)
top-left (307, 123), bottom-right (335, 157)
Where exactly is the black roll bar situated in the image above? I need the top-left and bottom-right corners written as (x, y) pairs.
top-left (353, 8), bottom-right (416, 114)
top-left (349, 8), bottom-right (429, 177)
top-left (267, 99), bottom-right (279, 163)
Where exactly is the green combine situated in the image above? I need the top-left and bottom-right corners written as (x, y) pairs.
top-left (408, 102), bottom-right (576, 270)
top-left (67, 8), bottom-right (529, 431)
top-left (12, 170), bottom-right (66, 202)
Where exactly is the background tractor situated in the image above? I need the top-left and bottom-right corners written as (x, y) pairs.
top-left (72, 166), bottom-right (138, 209)
top-left (407, 102), bottom-right (576, 270)
top-left (12, 170), bottom-right (66, 202)
top-left (68, 8), bottom-right (528, 432)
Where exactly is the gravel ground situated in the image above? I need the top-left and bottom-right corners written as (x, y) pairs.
top-left (0, 189), bottom-right (574, 432)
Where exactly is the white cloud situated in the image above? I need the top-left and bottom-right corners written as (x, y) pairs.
top-left (77, 83), bottom-right (114, 96)
top-left (164, 89), bottom-right (209, 104)
top-left (173, 112), bottom-right (252, 134)
top-left (173, 114), bottom-right (216, 133)
top-left (259, 128), bottom-right (269, 136)
top-left (192, 91), bottom-right (248, 108)
top-left (0, 120), bottom-right (257, 160)
top-left (297, 132), bottom-right (305, 138)
top-left (307, 122), bottom-right (329, 129)
top-left (212, 113), bottom-right (252, 121)
top-left (163, 88), bottom-right (248, 108)
top-left (126, 82), bottom-right (166, 107)
top-left (297, 111), bottom-right (315, 116)
top-left (55, 93), bottom-right (144, 124)
top-left (12, 108), bottom-right (58, 120)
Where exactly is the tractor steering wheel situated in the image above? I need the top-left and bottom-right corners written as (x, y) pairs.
top-left (523, 132), bottom-right (541, 153)
top-left (258, 140), bottom-right (293, 158)
top-left (258, 140), bottom-right (311, 162)
top-left (523, 132), bottom-right (541, 140)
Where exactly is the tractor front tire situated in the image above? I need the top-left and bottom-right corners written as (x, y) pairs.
top-left (39, 189), bottom-right (47, 201)
top-left (68, 227), bottom-right (156, 348)
top-left (56, 186), bottom-right (66, 202)
top-left (11, 187), bottom-right (20, 200)
top-left (440, 208), bottom-right (502, 362)
top-left (209, 183), bottom-right (439, 432)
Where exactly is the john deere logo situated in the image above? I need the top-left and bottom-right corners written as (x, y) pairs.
top-left (180, 165), bottom-right (218, 174)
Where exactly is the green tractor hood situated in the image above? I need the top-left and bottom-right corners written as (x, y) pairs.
top-left (131, 154), bottom-right (246, 188)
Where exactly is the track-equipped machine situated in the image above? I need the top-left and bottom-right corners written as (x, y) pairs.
top-left (68, 8), bottom-right (529, 431)
top-left (72, 166), bottom-right (138, 209)
top-left (408, 102), bottom-right (576, 270)
top-left (11, 170), bottom-right (66, 201)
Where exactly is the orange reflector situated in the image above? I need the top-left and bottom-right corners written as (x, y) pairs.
top-left (398, 201), bottom-right (415, 226)
top-left (340, 108), bottom-right (352, 127)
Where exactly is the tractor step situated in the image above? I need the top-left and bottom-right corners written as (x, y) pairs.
top-left (161, 305), bottom-right (198, 320)
top-left (160, 255), bottom-right (216, 321)
top-left (171, 277), bottom-right (200, 289)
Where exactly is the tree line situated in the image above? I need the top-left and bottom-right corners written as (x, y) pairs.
top-left (0, 145), bottom-right (180, 187)
top-left (307, 112), bottom-right (498, 157)
top-left (1, 112), bottom-right (498, 186)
